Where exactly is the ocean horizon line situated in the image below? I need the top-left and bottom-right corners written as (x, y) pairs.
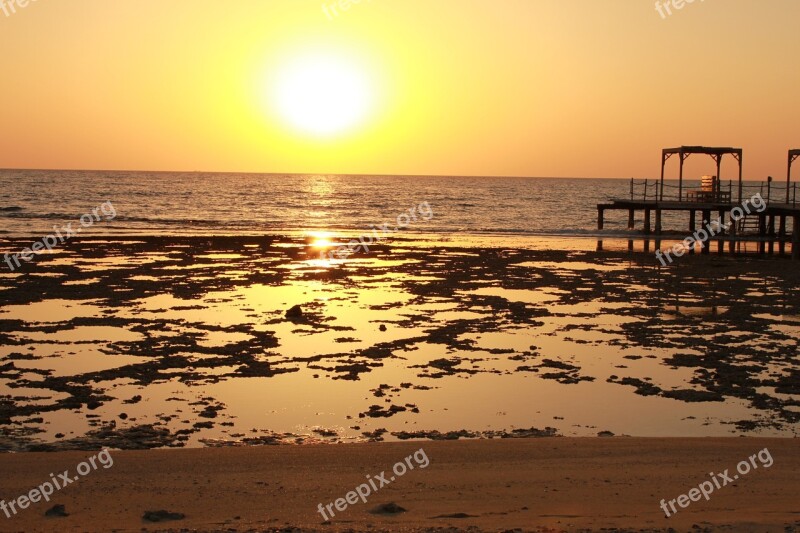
top-left (1, 168), bottom-right (772, 183)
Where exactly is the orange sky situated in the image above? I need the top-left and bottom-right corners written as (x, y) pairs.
top-left (0, 0), bottom-right (798, 178)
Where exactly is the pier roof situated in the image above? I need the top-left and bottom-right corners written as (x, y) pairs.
top-left (659, 146), bottom-right (744, 203)
top-left (663, 146), bottom-right (742, 156)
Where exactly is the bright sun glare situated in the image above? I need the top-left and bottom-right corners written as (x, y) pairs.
top-left (270, 53), bottom-right (374, 138)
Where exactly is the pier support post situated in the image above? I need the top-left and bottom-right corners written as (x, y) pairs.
top-left (689, 210), bottom-right (696, 254)
top-left (779, 215), bottom-right (787, 256)
top-left (794, 215), bottom-right (799, 260)
top-left (758, 215), bottom-right (767, 255)
top-left (701, 210), bottom-right (711, 254)
top-left (627, 209), bottom-right (635, 230)
top-left (597, 207), bottom-right (604, 230)
top-left (644, 209), bottom-right (651, 234)
top-left (717, 209), bottom-right (725, 254)
top-left (655, 209), bottom-right (662, 235)
top-left (768, 215), bottom-right (776, 255)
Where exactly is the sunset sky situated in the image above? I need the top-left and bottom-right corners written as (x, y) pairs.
top-left (1, 0), bottom-right (798, 178)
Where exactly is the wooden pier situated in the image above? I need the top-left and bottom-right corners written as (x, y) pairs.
top-left (597, 146), bottom-right (800, 260)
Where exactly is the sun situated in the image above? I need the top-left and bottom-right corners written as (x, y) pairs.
top-left (269, 53), bottom-right (375, 138)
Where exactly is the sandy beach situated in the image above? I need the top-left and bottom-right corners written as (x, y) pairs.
top-left (0, 438), bottom-right (796, 532)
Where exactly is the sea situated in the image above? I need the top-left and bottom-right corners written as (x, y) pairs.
top-left (0, 170), bottom-right (739, 239)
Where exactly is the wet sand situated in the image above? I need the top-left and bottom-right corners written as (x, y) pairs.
top-left (0, 438), bottom-right (797, 532)
top-left (1, 236), bottom-right (799, 451)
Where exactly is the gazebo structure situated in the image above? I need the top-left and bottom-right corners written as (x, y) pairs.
top-left (787, 149), bottom-right (800, 204)
top-left (659, 146), bottom-right (743, 203)
top-left (599, 145), bottom-right (800, 259)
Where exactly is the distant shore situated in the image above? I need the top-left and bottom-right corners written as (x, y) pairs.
top-left (0, 438), bottom-right (797, 532)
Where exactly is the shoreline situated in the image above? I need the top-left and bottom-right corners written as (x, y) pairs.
top-left (0, 438), bottom-right (797, 532)
top-left (2, 232), bottom-right (794, 255)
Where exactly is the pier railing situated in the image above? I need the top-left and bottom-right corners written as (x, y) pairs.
top-left (628, 179), bottom-right (660, 201)
top-left (629, 179), bottom-right (799, 206)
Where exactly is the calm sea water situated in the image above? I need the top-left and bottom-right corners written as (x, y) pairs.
top-left (0, 170), bottom-right (735, 238)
